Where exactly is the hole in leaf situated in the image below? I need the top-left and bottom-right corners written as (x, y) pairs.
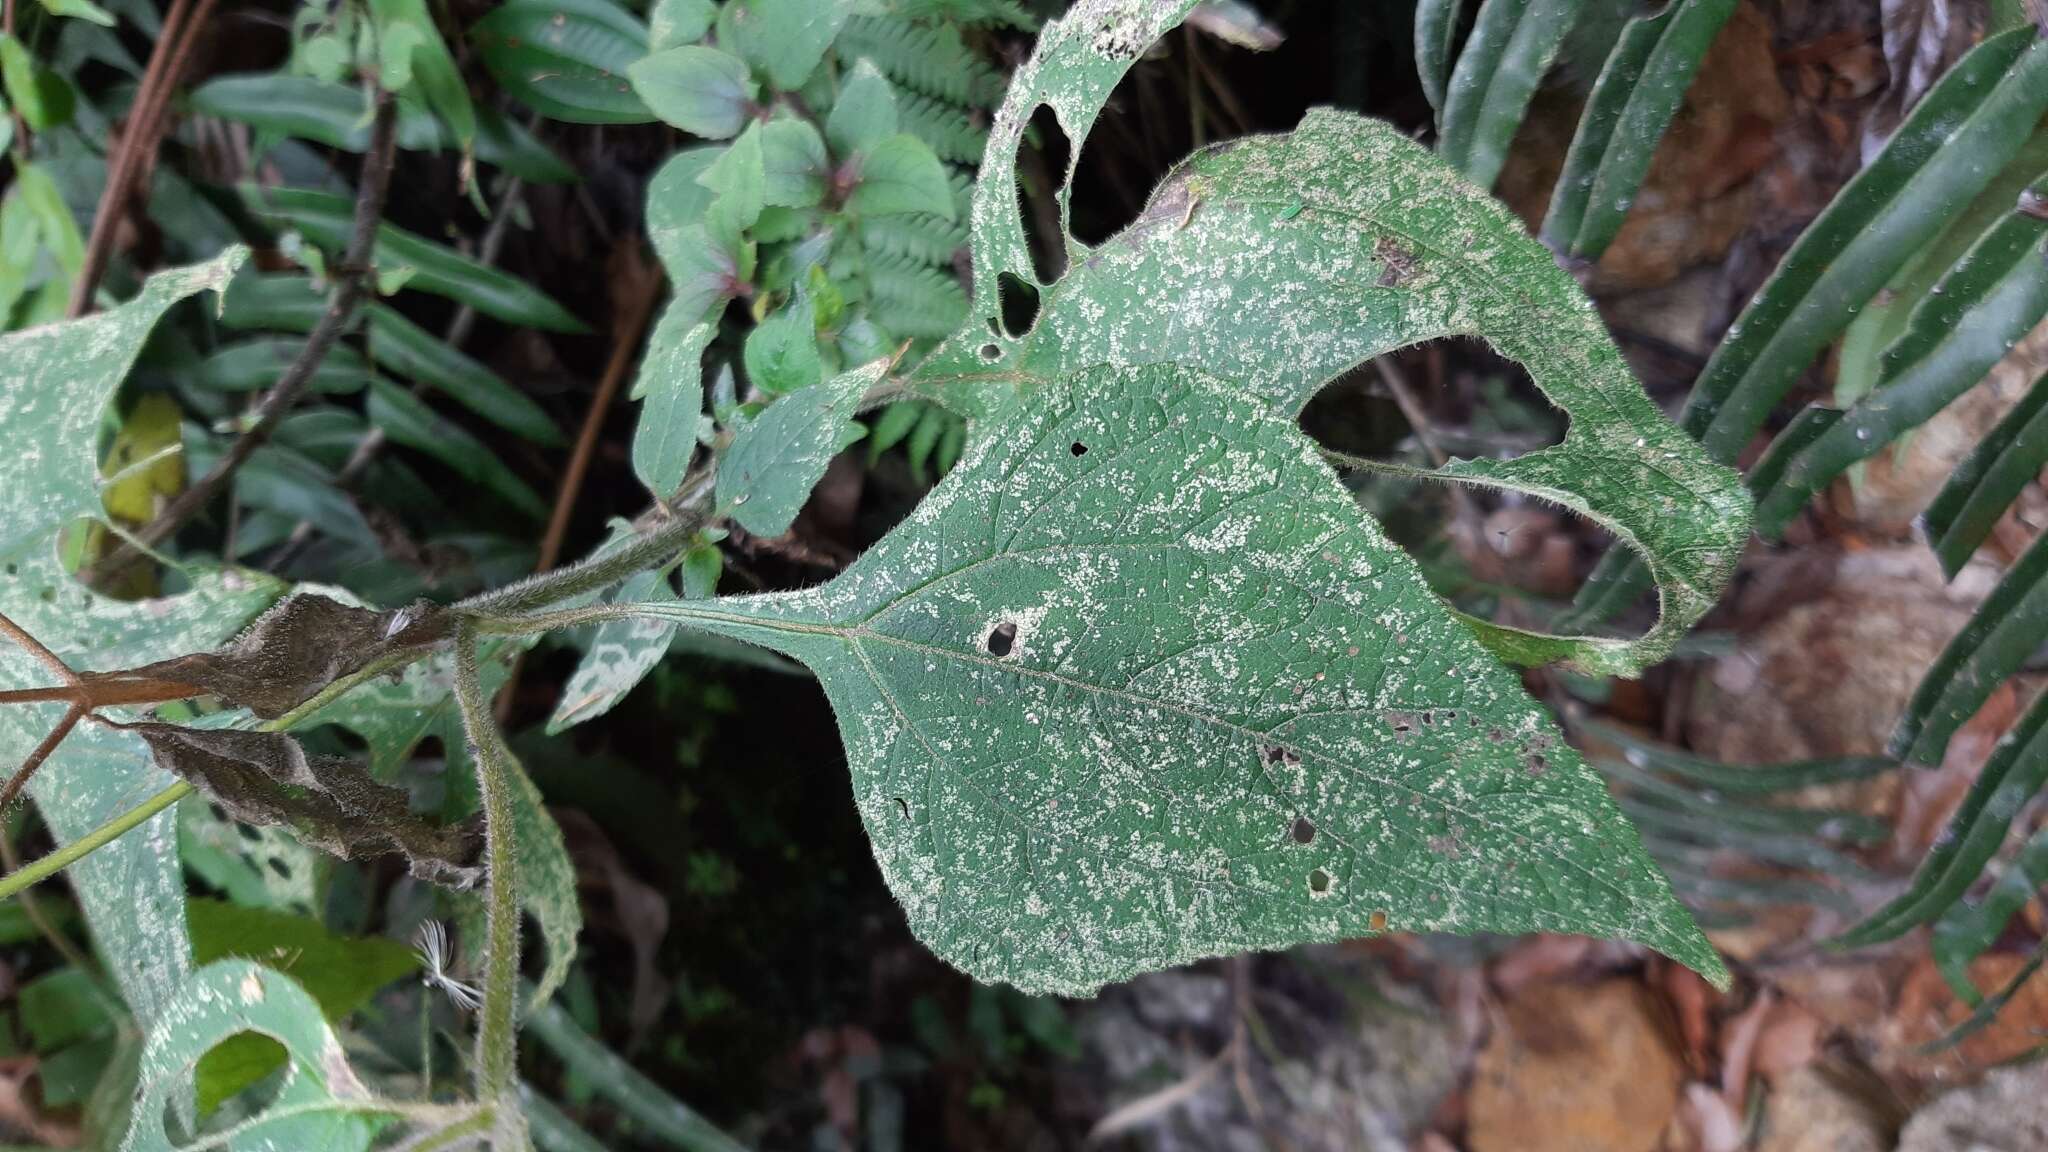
top-left (1291, 817), bottom-right (1316, 845)
top-left (1070, 441), bottom-right (1088, 457)
top-left (1308, 868), bottom-right (1331, 894)
top-left (997, 272), bottom-right (1040, 338)
top-left (1022, 103), bottom-right (1072, 283)
top-left (234, 822), bottom-right (262, 843)
top-left (184, 1032), bottom-right (289, 1130)
top-left (985, 621), bottom-right (1018, 657)
top-left (267, 857), bottom-right (292, 879)
top-left (893, 797), bottom-right (911, 819)
top-left (979, 342), bottom-right (1002, 361)
top-left (1369, 909), bottom-right (1389, 932)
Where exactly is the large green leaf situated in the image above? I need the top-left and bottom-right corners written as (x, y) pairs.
top-left (0, 252), bottom-right (282, 1032)
top-left (616, 362), bottom-right (1725, 995)
top-left (913, 32), bottom-right (1748, 677)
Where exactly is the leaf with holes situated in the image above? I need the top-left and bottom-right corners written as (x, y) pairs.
top-left (120, 961), bottom-right (396, 1152)
top-left (623, 362), bottom-right (1726, 996)
top-left (909, 0), bottom-right (1747, 677)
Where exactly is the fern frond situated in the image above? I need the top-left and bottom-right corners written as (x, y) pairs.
top-left (862, 213), bottom-right (969, 267)
top-left (865, 248), bottom-right (970, 337)
top-left (837, 15), bottom-right (1006, 107)
top-left (897, 91), bottom-right (990, 164)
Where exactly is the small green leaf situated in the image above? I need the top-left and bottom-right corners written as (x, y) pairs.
top-left (849, 133), bottom-right (956, 219)
top-left (367, 378), bottom-right (548, 518)
top-left (742, 293), bottom-right (821, 396)
top-left (630, 310), bottom-right (714, 499)
top-left (472, 0), bottom-right (653, 124)
top-left (505, 753), bottom-right (580, 1013)
top-left (718, 357), bottom-right (880, 536)
top-left (702, 120), bottom-right (766, 238)
top-left (638, 362), bottom-right (1726, 994)
top-left (719, 0), bottom-right (854, 90)
top-left (761, 117), bottom-right (829, 209)
top-left (0, 35), bottom-right (75, 131)
top-left (649, 0), bottom-right (716, 50)
top-left (648, 145), bottom-right (719, 254)
top-left (14, 163), bottom-right (83, 280)
top-left (368, 0), bottom-right (475, 146)
top-left (662, 223), bottom-right (747, 328)
top-left (828, 58), bottom-right (900, 156)
top-left (35, 0), bottom-right (116, 25)
top-left (628, 44), bottom-right (756, 139)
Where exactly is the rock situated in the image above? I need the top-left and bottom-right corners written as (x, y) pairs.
top-left (1754, 1066), bottom-right (1895, 1152)
top-left (1467, 979), bottom-right (1684, 1152)
top-left (1898, 1065), bottom-right (2048, 1152)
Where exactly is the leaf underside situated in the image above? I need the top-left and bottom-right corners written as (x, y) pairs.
top-left (643, 363), bottom-right (1726, 995)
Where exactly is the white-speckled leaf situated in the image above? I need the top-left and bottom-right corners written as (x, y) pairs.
top-left (505, 749), bottom-right (580, 1012)
top-left (718, 358), bottom-right (885, 537)
top-left (908, 0), bottom-right (1749, 677)
top-left (631, 363), bottom-right (1727, 995)
top-left (119, 960), bottom-right (384, 1152)
top-left (0, 251), bottom-right (277, 1031)
top-left (546, 570), bottom-right (675, 734)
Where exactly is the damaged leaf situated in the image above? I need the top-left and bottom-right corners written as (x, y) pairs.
top-left (622, 362), bottom-right (1727, 996)
top-left (913, 49), bottom-right (1749, 674)
top-left (94, 592), bottom-right (451, 720)
top-left (121, 960), bottom-right (391, 1152)
top-left (130, 723), bottom-right (482, 887)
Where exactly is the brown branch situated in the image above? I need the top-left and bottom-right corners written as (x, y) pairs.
top-left (496, 249), bottom-right (665, 720)
top-left (0, 610), bottom-right (78, 686)
top-left (535, 250), bottom-right (665, 576)
top-left (0, 703), bottom-right (82, 815)
top-left (84, 89), bottom-right (403, 585)
top-left (67, 0), bottom-right (219, 318)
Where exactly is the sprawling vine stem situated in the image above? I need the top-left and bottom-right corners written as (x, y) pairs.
top-left (452, 621), bottom-right (525, 1148)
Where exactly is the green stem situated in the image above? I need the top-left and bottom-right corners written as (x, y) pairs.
top-left (452, 622), bottom-right (525, 1145)
top-left (0, 780), bottom-right (190, 902)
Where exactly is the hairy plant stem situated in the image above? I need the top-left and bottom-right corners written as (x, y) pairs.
top-left (86, 87), bottom-right (401, 585)
top-left (0, 780), bottom-right (188, 903)
top-left (452, 622), bottom-right (525, 1149)
top-left (456, 469), bottom-right (716, 618)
